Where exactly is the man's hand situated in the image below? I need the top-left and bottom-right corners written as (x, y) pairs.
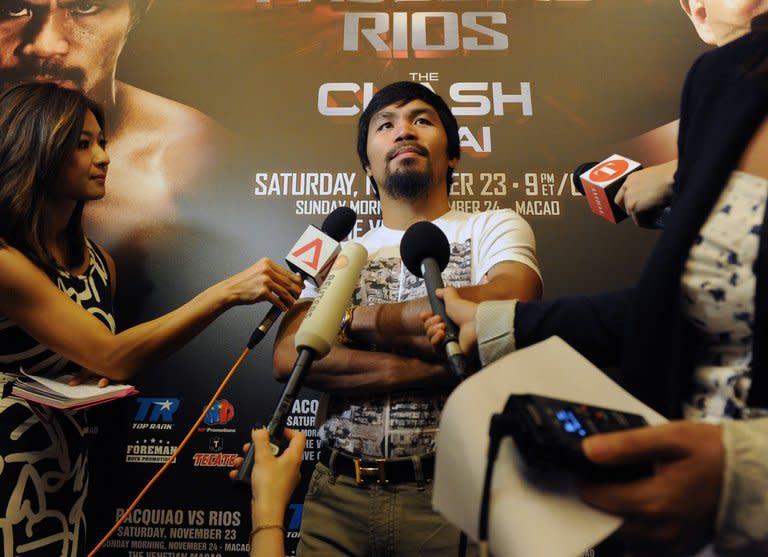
top-left (614, 160), bottom-right (676, 228)
top-left (579, 421), bottom-right (724, 557)
top-left (420, 287), bottom-right (480, 354)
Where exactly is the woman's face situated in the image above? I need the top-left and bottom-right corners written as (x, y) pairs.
top-left (55, 110), bottom-right (109, 202)
top-left (702, 0), bottom-right (768, 45)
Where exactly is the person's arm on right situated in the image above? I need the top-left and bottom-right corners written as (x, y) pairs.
top-left (715, 417), bottom-right (768, 556)
top-left (423, 287), bottom-right (633, 368)
top-left (0, 247), bottom-right (303, 381)
top-left (579, 421), bottom-right (724, 557)
top-left (578, 418), bottom-right (768, 556)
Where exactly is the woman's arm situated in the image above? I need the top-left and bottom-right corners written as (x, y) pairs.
top-left (228, 428), bottom-right (305, 557)
top-left (248, 428), bottom-right (304, 557)
top-left (0, 246), bottom-right (303, 380)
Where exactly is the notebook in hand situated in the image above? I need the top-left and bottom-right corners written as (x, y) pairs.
top-left (10, 369), bottom-right (138, 410)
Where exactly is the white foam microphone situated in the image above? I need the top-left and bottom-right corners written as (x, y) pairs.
top-left (234, 241), bottom-right (367, 487)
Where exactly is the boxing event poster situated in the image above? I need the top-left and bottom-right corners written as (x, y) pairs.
top-left (81, 1), bottom-right (709, 555)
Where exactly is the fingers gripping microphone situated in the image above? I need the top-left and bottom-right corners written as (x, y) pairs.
top-left (400, 221), bottom-right (468, 381)
top-left (235, 242), bottom-right (368, 487)
top-left (247, 207), bottom-right (357, 349)
top-left (573, 155), bottom-right (670, 229)
top-left (573, 154), bottom-right (642, 224)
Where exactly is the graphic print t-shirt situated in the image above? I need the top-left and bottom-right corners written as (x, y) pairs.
top-left (304, 210), bottom-right (540, 458)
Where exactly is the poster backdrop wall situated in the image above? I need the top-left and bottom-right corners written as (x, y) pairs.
top-left (84, 1), bottom-right (709, 555)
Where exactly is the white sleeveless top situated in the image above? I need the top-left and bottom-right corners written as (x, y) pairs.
top-left (681, 170), bottom-right (768, 421)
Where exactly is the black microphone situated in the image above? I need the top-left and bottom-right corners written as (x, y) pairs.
top-left (572, 161), bottom-right (599, 196)
top-left (573, 156), bottom-right (670, 228)
top-left (247, 207), bottom-right (357, 348)
top-left (234, 241), bottom-right (368, 488)
top-left (400, 221), bottom-right (468, 381)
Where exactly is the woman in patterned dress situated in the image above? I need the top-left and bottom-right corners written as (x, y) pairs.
top-left (424, 10), bottom-right (768, 556)
top-left (0, 83), bottom-right (304, 557)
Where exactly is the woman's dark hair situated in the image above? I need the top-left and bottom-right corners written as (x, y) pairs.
top-left (0, 82), bottom-right (105, 277)
top-left (356, 81), bottom-right (460, 199)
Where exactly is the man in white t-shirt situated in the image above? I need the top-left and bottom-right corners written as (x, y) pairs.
top-left (273, 81), bottom-right (542, 556)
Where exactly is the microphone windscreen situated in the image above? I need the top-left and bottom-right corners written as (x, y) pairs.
top-left (321, 207), bottom-right (357, 242)
top-left (572, 162), bottom-right (598, 195)
top-left (400, 221), bottom-right (450, 278)
top-left (294, 241), bottom-right (368, 358)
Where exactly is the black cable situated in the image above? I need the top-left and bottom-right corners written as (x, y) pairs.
top-left (458, 532), bottom-right (467, 557)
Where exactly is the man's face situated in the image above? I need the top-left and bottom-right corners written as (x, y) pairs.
top-left (365, 99), bottom-right (456, 201)
top-left (0, 1), bottom-right (134, 104)
top-left (685, 0), bottom-right (768, 45)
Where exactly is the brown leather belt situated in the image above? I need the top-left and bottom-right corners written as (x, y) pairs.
top-left (319, 447), bottom-right (435, 485)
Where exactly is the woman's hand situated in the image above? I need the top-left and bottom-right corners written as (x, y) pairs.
top-left (580, 421), bottom-right (723, 557)
top-left (68, 368), bottom-right (110, 387)
top-left (614, 161), bottom-right (676, 228)
top-left (224, 258), bottom-right (304, 311)
top-left (229, 427), bottom-right (306, 525)
top-left (420, 287), bottom-right (480, 354)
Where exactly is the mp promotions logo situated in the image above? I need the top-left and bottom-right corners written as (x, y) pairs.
top-left (199, 399), bottom-right (236, 433)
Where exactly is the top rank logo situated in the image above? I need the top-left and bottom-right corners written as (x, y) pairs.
top-left (132, 397), bottom-right (180, 430)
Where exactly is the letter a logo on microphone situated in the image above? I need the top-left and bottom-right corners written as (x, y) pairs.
top-left (286, 224), bottom-right (342, 286)
top-left (292, 238), bottom-right (323, 270)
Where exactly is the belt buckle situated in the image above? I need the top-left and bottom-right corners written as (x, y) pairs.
top-left (353, 458), bottom-right (388, 485)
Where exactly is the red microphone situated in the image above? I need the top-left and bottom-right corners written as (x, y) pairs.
top-left (576, 154), bottom-right (643, 224)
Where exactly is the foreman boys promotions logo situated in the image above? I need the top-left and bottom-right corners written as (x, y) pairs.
top-left (125, 438), bottom-right (178, 464)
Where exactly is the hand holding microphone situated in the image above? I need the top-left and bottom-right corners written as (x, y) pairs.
top-left (234, 241), bottom-right (368, 487)
top-left (573, 155), bottom-right (671, 228)
top-left (422, 287), bottom-right (480, 356)
top-left (247, 207), bottom-right (357, 348)
top-left (573, 155), bottom-right (643, 224)
top-left (614, 160), bottom-right (676, 228)
top-left (225, 257), bottom-right (304, 311)
top-left (229, 427), bottom-right (305, 516)
top-left (400, 221), bottom-right (469, 381)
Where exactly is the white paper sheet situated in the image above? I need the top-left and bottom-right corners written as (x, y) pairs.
top-left (21, 369), bottom-right (136, 399)
top-left (433, 336), bottom-right (667, 557)
top-left (14, 368), bottom-right (138, 409)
